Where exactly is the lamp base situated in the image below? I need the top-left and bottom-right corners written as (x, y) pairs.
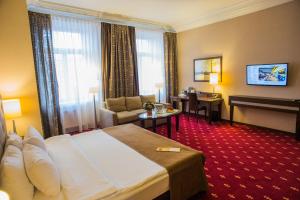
top-left (212, 86), bottom-right (218, 98)
top-left (93, 94), bottom-right (97, 128)
top-left (12, 119), bottom-right (17, 133)
top-left (158, 89), bottom-right (161, 103)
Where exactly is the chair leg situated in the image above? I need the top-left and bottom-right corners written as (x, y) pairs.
top-left (205, 109), bottom-right (207, 120)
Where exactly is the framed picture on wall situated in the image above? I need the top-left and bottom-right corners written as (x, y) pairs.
top-left (194, 56), bottom-right (222, 82)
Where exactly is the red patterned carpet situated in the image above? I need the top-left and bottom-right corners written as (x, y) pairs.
top-left (156, 114), bottom-right (300, 200)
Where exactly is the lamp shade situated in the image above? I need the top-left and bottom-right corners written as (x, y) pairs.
top-left (155, 82), bottom-right (164, 89)
top-left (3, 99), bottom-right (22, 119)
top-left (209, 73), bottom-right (219, 85)
top-left (89, 86), bottom-right (99, 94)
top-left (0, 191), bottom-right (9, 200)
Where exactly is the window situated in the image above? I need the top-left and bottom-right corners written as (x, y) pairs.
top-left (136, 29), bottom-right (165, 102)
top-left (51, 16), bottom-right (102, 132)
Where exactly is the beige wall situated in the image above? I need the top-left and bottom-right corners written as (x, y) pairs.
top-left (177, 1), bottom-right (300, 133)
top-left (0, 0), bottom-right (42, 136)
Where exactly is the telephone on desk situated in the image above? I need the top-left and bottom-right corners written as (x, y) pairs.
top-left (211, 93), bottom-right (219, 99)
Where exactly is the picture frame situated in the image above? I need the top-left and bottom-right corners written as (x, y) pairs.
top-left (193, 56), bottom-right (222, 82)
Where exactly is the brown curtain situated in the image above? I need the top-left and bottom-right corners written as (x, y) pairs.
top-left (164, 32), bottom-right (178, 102)
top-left (29, 12), bottom-right (62, 138)
top-left (101, 22), bottom-right (139, 100)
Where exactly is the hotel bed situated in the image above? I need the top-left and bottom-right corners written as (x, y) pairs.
top-left (0, 95), bottom-right (207, 200)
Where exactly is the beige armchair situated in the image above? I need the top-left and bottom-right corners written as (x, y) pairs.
top-left (99, 108), bottom-right (118, 128)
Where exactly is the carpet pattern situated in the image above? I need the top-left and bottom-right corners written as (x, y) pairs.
top-left (155, 115), bottom-right (300, 200)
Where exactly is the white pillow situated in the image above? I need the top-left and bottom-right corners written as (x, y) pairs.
top-left (23, 126), bottom-right (46, 151)
top-left (0, 145), bottom-right (34, 200)
top-left (5, 132), bottom-right (23, 149)
top-left (23, 143), bottom-right (61, 196)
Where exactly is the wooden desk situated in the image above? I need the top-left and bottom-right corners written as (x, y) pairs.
top-left (170, 96), bottom-right (223, 124)
top-left (229, 95), bottom-right (300, 140)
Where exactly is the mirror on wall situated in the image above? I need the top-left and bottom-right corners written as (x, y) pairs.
top-left (194, 56), bottom-right (222, 82)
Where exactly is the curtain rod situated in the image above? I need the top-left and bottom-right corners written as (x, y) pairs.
top-left (27, 0), bottom-right (175, 32)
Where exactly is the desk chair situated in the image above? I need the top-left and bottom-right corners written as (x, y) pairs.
top-left (188, 93), bottom-right (207, 121)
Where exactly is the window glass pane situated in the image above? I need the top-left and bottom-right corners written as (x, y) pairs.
top-left (52, 16), bottom-right (102, 106)
top-left (136, 29), bottom-right (165, 102)
top-left (52, 31), bottom-right (82, 50)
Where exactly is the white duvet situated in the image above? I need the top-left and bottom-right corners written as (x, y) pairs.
top-left (42, 130), bottom-right (167, 200)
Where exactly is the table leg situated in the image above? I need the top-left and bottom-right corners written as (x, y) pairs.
top-left (208, 102), bottom-right (212, 124)
top-left (167, 116), bottom-right (171, 138)
top-left (218, 102), bottom-right (222, 121)
top-left (182, 100), bottom-right (186, 114)
top-left (152, 118), bottom-right (157, 133)
top-left (172, 100), bottom-right (177, 109)
top-left (296, 110), bottom-right (300, 140)
top-left (176, 114), bottom-right (180, 131)
top-left (230, 105), bottom-right (234, 126)
top-left (141, 120), bottom-right (145, 128)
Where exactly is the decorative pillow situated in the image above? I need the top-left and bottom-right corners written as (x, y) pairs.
top-left (106, 97), bottom-right (127, 112)
top-left (23, 143), bottom-right (61, 196)
top-left (0, 145), bottom-right (34, 200)
top-left (5, 132), bottom-right (23, 149)
top-left (125, 96), bottom-right (143, 111)
top-left (23, 126), bottom-right (46, 151)
top-left (141, 95), bottom-right (156, 105)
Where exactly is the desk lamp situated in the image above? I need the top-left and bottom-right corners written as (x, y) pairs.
top-left (209, 73), bottom-right (219, 97)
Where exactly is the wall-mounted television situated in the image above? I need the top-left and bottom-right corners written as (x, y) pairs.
top-left (246, 63), bottom-right (288, 86)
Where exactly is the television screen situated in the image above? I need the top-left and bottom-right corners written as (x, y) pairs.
top-left (246, 63), bottom-right (288, 86)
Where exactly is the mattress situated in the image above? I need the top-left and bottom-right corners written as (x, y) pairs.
top-left (45, 130), bottom-right (169, 200)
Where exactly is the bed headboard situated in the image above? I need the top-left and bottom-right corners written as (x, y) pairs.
top-left (0, 95), bottom-right (7, 158)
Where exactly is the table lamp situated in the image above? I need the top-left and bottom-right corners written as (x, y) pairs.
top-left (209, 73), bottom-right (219, 95)
top-left (155, 82), bottom-right (163, 103)
top-left (3, 99), bottom-right (22, 133)
top-left (89, 87), bottom-right (99, 128)
top-left (0, 191), bottom-right (9, 200)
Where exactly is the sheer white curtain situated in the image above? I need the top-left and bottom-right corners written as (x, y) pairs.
top-left (51, 16), bottom-right (102, 133)
top-left (136, 29), bottom-right (166, 103)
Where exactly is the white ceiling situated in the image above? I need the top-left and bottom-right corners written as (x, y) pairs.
top-left (32, 0), bottom-right (292, 32)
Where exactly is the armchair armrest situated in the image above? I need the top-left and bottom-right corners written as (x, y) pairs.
top-left (99, 108), bottom-right (118, 128)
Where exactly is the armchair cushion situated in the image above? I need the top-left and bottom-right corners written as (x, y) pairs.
top-left (106, 97), bottom-right (126, 112)
top-left (141, 95), bottom-right (156, 105)
top-left (125, 96), bottom-right (142, 111)
top-left (117, 111), bottom-right (139, 124)
top-left (131, 109), bottom-right (146, 115)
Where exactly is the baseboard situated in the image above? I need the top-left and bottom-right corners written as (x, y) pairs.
top-left (178, 113), bottom-right (296, 137)
top-left (222, 118), bottom-right (294, 136)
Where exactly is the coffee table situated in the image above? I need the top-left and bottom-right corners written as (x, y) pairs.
top-left (138, 109), bottom-right (181, 138)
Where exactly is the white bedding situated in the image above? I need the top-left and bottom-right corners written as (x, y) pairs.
top-left (44, 130), bottom-right (169, 200)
